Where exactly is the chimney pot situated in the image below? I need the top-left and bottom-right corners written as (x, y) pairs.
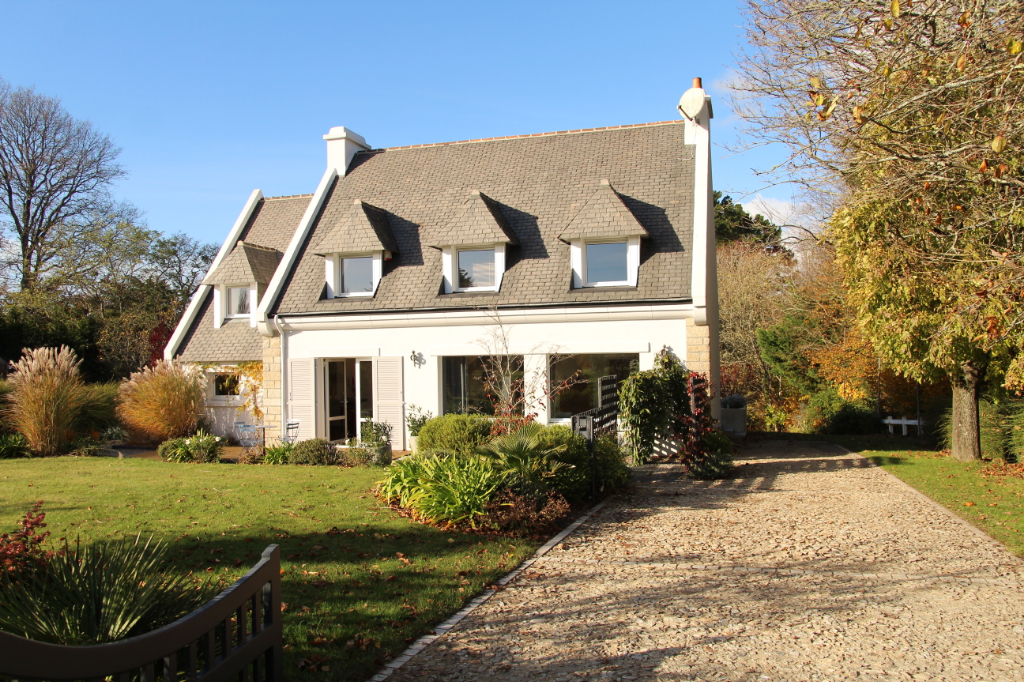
top-left (693, 77), bottom-right (703, 89)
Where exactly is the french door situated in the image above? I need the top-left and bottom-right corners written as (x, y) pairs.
top-left (324, 359), bottom-right (374, 443)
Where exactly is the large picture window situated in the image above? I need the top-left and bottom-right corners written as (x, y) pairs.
top-left (442, 355), bottom-right (524, 415)
top-left (549, 353), bottom-right (637, 419)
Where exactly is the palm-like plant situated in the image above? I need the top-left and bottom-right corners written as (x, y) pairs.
top-left (476, 423), bottom-right (571, 488)
top-left (0, 536), bottom-right (212, 645)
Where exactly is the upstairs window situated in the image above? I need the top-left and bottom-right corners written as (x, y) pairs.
top-left (457, 248), bottom-right (496, 290)
top-left (228, 286), bottom-right (250, 316)
top-left (341, 256), bottom-right (374, 295)
top-left (585, 241), bottom-right (628, 285)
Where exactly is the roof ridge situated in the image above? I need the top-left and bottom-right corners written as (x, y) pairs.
top-left (264, 193), bottom-right (314, 200)
top-left (367, 120), bottom-right (683, 153)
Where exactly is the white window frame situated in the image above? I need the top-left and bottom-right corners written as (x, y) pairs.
top-left (325, 251), bottom-right (385, 298)
top-left (570, 236), bottom-right (640, 288)
top-left (214, 284), bottom-right (258, 328)
top-left (441, 243), bottom-right (505, 294)
top-left (206, 367), bottom-right (243, 406)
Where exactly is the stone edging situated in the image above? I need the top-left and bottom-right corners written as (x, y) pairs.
top-left (842, 445), bottom-right (1024, 566)
top-left (368, 499), bottom-right (611, 682)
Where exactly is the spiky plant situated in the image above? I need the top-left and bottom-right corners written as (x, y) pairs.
top-left (117, 360), bottom-right (205, 442)
top-left (476, 422), bottom-right (569, 489)
top-left (0, 535), bottom-right (213, 645)
top-left (6, 346), bottom-right (85, 457)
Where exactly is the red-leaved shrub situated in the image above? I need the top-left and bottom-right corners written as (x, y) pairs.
top-left (0, 501), bottom-right (58, 579)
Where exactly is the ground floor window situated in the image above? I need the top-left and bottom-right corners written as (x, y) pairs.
top-left (214, 373), bottom-right (240, 396)
top-left (549, 353), bottom-right (638, 419)
top-left (442, 355), bottom-right (524, 416)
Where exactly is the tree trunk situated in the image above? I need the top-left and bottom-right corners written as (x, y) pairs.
top-left (950, 361), bottom-right (981, 462)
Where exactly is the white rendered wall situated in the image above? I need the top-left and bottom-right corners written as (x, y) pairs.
top-left (281, 315), bottom-right (691, 442)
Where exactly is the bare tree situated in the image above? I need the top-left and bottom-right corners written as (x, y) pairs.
top-left (0, 78), bottom-right (125, 291)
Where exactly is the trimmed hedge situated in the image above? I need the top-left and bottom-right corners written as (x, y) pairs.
top-left (290, 438), bottom-right (337, 466)
top-left (417, 414), bottom-right (493, 458)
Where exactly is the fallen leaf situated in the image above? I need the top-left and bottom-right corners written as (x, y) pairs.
top-left (964, 501), bottom-right (976, 507)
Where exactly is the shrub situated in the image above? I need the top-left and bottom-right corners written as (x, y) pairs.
top-left (406, 405), bottom-right (433, 437)
top-left (804, 388), bottom-right (882, 435)
top-left (532, 425), bottom-right (631, 504)
top-left (338, 446), bottom-right (372, 467)
top-left (476, 423), bottom-right (569, 492)
top-left (6, 346), bottom-right (85, 457)
top-left (687, 430), bottom-right (735, 480)
top-left (619, 348), bottom-right (691, 464)
top-left (158, 430), bottom-right (222, 464)
top-left (0, 434), bottom-right (30, 460)
top-left (263, 442), bottom-right (293, 465)
top-left (75, 383), bottom-right (120, 436)
top-left (417, 413), bottom-right (493, 458)
top-left (378, 453), bottom-right (507, 527)
top-left (101, 425), bottom-right (129, 443)
top-left (290, 438), bottom-right (338, 466)
top-left (360, 420), bottom-right (393, 447)
top-left (0, 535), bottom-right (213, 645)
top-left (480, 490), bottom-right (570, 536)
top-left (117, 360), bottom-right (205, 443)
top-left (593, 432), bottom-right (631, 494)
top-left (68, 437), bottom-right (101, 457)
top-left (0, 502), bottom-right (57, 580)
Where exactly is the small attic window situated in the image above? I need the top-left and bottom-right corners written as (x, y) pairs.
top-left (585, 241), bottom-right (629, 285)
top-left (341, 256), bottom-right (374, 294)
top-left (457, 248), bottom-right (496, 290)
top-left (228, 286), bottom-right (251, 316)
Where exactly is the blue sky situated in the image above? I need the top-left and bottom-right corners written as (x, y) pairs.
top-left (0, 0), bottom-right (793, 245)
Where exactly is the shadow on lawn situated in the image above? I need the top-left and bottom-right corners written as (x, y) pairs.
top-left (151, 521), bottom-right (530, 681)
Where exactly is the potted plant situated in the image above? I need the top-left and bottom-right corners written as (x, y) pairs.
top-left (360, 420), bottom-right (394, 466)
top-left (720, 395), bottom-right (747, 437)
top-left (405, 405), bottom-right (433, 455)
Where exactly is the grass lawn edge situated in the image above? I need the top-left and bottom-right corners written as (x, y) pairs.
top-left (829, 442), bottom-right (1024, 562)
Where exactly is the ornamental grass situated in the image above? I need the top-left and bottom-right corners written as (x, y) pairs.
top-left (117, 360), bottom-right (205, 443)
top-left (6, 346), bottom-right (85, 457)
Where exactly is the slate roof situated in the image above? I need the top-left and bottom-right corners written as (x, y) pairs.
top-left (273, 121), bottom-right (694, 316)
top-left (203, 241), bottom-right (283, 285)
top-left (559, 180), bottom-right (651, 242)
top-left (313, 200), bottom-right (399, 255)
top-left (176, 194), bottom-right (311, 362)
top-left (425, 191), bottom-right (519, 247)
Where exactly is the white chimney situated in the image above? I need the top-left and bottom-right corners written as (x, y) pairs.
top-left (323, 126), bottom-right (370, 176)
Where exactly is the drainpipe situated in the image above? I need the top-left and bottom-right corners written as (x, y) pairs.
top-left (273, 315), bottom-right (288, 432)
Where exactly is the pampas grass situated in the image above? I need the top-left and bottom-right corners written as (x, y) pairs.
top-left (7, 346), bottom-right (85, 457)
top-left (117, 360), bottom-right (205, 442)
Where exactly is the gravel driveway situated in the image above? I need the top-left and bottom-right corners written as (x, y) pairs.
top-left (385, 440), bottom-right (1024, 682)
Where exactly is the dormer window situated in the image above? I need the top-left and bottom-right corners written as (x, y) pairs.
top-left (202, 240), bottom-right (283, 329)
top-left (325, 252), bottom-right (383, 298)
top-left (559, 180), bottom-right (650, 290)
top-left (341, 256), bottom-right (374, 294)
top-left (312, 199), bottom-right (399, 300)
top-left (427, 190), bottom-right (518, 295)
top-left (228, 286), bottom-right (251, 316)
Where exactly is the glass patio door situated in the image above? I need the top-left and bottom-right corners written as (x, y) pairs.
top-left (325, 360), bottom-right (348, 442)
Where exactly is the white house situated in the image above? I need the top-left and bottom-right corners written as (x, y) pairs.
top-left (165, 80), bottom-right (720, 448)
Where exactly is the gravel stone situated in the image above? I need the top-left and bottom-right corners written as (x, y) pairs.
top-left (384, 441), bottom-right (1024, 681)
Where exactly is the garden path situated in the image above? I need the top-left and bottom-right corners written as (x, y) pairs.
top-left (383, 440), bottom-right (1024, 682)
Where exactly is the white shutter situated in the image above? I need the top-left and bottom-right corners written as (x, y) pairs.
top-left (374, 357), bottom-right (405, 450)
top-left (289, 358), bottom-right (317, 440)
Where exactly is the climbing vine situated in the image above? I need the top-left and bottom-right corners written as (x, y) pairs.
top-left (236, 361), bottom-right (264, 423)
top-left (619, 347), bottom-right (691, 464)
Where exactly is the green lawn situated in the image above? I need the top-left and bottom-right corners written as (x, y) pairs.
top-left (0, 457), bottom-right (538, 680)
top-left (818, 435), bottom-right (1024, 558)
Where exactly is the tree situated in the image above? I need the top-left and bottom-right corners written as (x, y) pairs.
top-left (731, 0), bottom-right (1024, 460)
top-left (149, 233), bottom-right (219, 318)
top-left (714, 191), bottom-right (784, 246)
top-left (0, 77), bottom-right (125, 291)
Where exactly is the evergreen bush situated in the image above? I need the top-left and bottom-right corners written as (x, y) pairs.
top-left (417, 413), bottom-right (493, 458)
top-left (290, 438), bottom-right (338, 466)
top-left (158, 430), bottom-right (222, 463)
top-left (688, 430), bottom-right (735, 480)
